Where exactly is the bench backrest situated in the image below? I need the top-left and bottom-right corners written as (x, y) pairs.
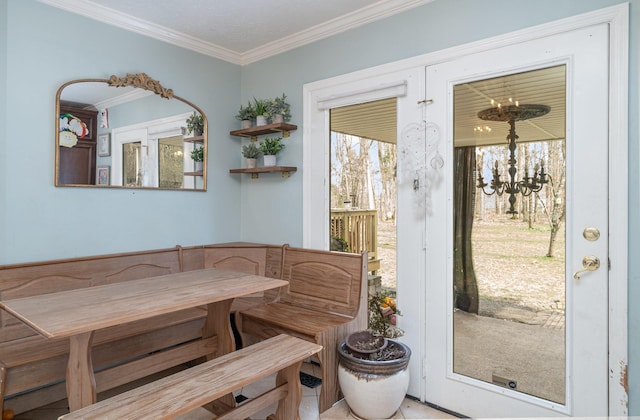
top-left (0, 247), bottom-right (186, 342)
top-left (267, 246), bottom-right (368, 318)
top-left (204, 243), bottom-right (284, 279)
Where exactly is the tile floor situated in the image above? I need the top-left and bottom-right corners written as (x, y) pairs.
top-left (12, 363), bottom-right (457, 419)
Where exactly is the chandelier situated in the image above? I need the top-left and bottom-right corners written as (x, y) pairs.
top-left (476, 103), bottom-right (551, 215)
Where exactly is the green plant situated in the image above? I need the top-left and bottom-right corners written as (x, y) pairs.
top-left (190, 146), bottom-right (204, 162)
top-left (186, 112), bottom-right (204, 135)
top-left (252, 97), bottom-right (269, 118)
top-left (368, 291), bottom-right (403, 338)
top-left (267, 93), bottom-right (291, 121)
top-left (235, 102), bottom-right (255, 120)
top-left (259, 137), bottom-right (285, 155)
top-left (241, 142), bottom-right (260, 158)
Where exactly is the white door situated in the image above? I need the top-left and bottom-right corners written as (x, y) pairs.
top-left (423, 24), bottom-right (609, 417)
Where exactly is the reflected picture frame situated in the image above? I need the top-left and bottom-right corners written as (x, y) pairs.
top-left (98, 133), bottom-right (111, 157)
top-left (97, 165), bottom-right (110, 185)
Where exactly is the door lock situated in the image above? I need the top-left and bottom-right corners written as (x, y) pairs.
top-left (573, 256), bottom-right (600, 280)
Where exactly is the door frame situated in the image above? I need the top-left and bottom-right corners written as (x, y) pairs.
top-left (302, 3), bottom-right (628, 415)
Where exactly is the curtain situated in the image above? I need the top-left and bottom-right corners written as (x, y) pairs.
top-left (453, 147), bottom-right (479, 313)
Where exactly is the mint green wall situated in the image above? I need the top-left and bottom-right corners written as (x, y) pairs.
top-left (0, 1), bottom-right (7, 263)
top-left (238, 0), bottom-right (639, 412)
top-left (1, 0), bottom-right (242, 263)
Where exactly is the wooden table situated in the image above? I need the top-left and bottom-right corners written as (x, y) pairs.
top-left (0, 268), bottom-right (288, 412)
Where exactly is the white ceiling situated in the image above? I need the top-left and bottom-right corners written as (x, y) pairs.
top-left (39, 0), bottom-right (433, 65)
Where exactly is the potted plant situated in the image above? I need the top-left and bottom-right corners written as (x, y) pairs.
top-left (235, 102), bottom-right (254, 129)
top-left (259, 136), bottom-right (285, 166)
top-left (267, 93), bottom-right (291, 123)
top-left (186, 112), bottom-right (204, 136)
top-left (252, 97), bottom-right (270, 126)
top-left (241, 142), bottom-right (260, 169)
top-left (337, 291), bottom-right (410, 419)
top-left (191, 146), bottom-right (204, 171)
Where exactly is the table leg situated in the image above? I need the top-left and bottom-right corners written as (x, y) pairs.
top-left (66, 331), bottom-right (96, 412)
top-left (204, 299), bottom-right (236, 409)
top-left (204, 299), bottom-right (235, 358)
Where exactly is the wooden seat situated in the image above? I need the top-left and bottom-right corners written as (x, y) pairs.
top-left (239, 246), bottom-right (368, 413)
top-left (58, 334), bottom-right (322, 420)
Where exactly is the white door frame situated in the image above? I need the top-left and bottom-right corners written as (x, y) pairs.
top-left (302, 4), bottom-right (628, 415)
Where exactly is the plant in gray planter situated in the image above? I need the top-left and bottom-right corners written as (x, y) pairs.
top-left (186, 112), bottom-right (204, 136)
top-left (241, 142), bottom-right (260, 168)
top-left (252, 97), bottom-right (270, 126)
top-left (235, 103), bottom-right (255, 129)
top-left (259, 136), bottom-right (285, 166)
top-left (267, 93), bottom-right (291, 123)
top-left (190, 146), bottom-right (204, 172)
top-left (337, 292), bottom-right (410, 419)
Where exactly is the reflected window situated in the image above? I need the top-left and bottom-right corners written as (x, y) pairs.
top-left (159, 135), bottom-right (184, 189)
top-left (123, 142), bottom-right (142, 187)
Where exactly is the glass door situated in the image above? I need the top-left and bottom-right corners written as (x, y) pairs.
top-left (423, 24), bottom-right (609, 417)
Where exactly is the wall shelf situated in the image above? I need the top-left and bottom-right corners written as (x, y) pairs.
top-left (230, 166), bottom-right (297, 179)
top-left (184, 135), bottom-right (204, 143)
top-left (230, 122), bottom-right (297, 141)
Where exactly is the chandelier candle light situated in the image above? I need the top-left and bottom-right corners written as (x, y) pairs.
top-left (476, 101), bottom-right (551, 215)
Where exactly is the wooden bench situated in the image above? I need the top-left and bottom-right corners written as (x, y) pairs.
top-left (58, 334), bottom-right (322, 420)
top-left (238, 246), bottom-right (368, 413)
top-left (1, 242), bottom-right (362, 416)
top-left (0, 245), bottom-right (211, 415)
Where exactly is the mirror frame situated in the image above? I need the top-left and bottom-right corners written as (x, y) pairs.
top-left (55, 72), bottom-right (207, 191)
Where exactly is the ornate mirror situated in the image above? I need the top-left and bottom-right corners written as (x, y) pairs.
top-left (55, 73), bottom-right (207, 190)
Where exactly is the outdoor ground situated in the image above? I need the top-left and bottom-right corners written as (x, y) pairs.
top-left (375, 217), bottom-right (565, 320)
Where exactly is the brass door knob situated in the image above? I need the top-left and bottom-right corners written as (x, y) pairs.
top-left (573, 256), bottom-right (600, 280)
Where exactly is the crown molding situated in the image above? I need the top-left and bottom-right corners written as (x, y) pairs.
top-left (39, 0), bottom-right (433, 65)
top-left (239, 0), bottom-right (434, 65)
top-left (37, 0), bottom-right (242, 64)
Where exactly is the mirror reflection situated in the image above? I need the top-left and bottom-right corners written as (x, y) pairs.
top-left (55, 73), bottom-right (207, 190)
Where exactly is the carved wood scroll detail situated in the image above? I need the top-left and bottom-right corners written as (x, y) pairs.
top-left (108, 73), bottom-right (174, 99)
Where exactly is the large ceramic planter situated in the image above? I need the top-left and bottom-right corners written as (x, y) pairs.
top-left (337, 338), bottom-right (411, 419)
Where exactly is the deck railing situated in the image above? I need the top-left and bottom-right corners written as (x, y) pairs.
top-left (330, 209), bottom-right (380, 273)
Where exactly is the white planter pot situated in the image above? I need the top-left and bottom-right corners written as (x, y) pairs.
top-left (245, 158), bottom-right (257, 169)
top-left (272, 113), bottom-right (284, 124)
top-left (194, 161), bottom-right (203, 172)
top-left (241, 119), bottom-right (252, 129)
top-left (256, 115), bottom-right (267, 126)
top-left (263, 155), bottom-right (277, 167)
top-left (337, 339), bottom-right (411, 419)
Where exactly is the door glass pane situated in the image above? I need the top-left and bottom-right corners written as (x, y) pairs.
top-left (123, 141), bottom-right (142, 187)
top-left (329, 99), bottom-right (398, 308)
top-left (452, 66), bottom-right (566, 404)
top-left (158, 135), bottom-right (184, 189)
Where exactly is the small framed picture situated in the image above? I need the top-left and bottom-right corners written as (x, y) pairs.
top-left (98, 133), bottom-right (111, 157)
top-left (97, 165), bottom-right (110, 185)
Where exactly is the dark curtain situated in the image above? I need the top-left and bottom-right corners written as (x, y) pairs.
top-left (453, 147), bottom-right (479, 314)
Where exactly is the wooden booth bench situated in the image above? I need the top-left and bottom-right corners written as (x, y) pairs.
top-left (59, 334), bottom-right (322, 420)
top-left (237, 246), bottom-right (368, 413)
top-left (1, 242), bottom-right (368, 416)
